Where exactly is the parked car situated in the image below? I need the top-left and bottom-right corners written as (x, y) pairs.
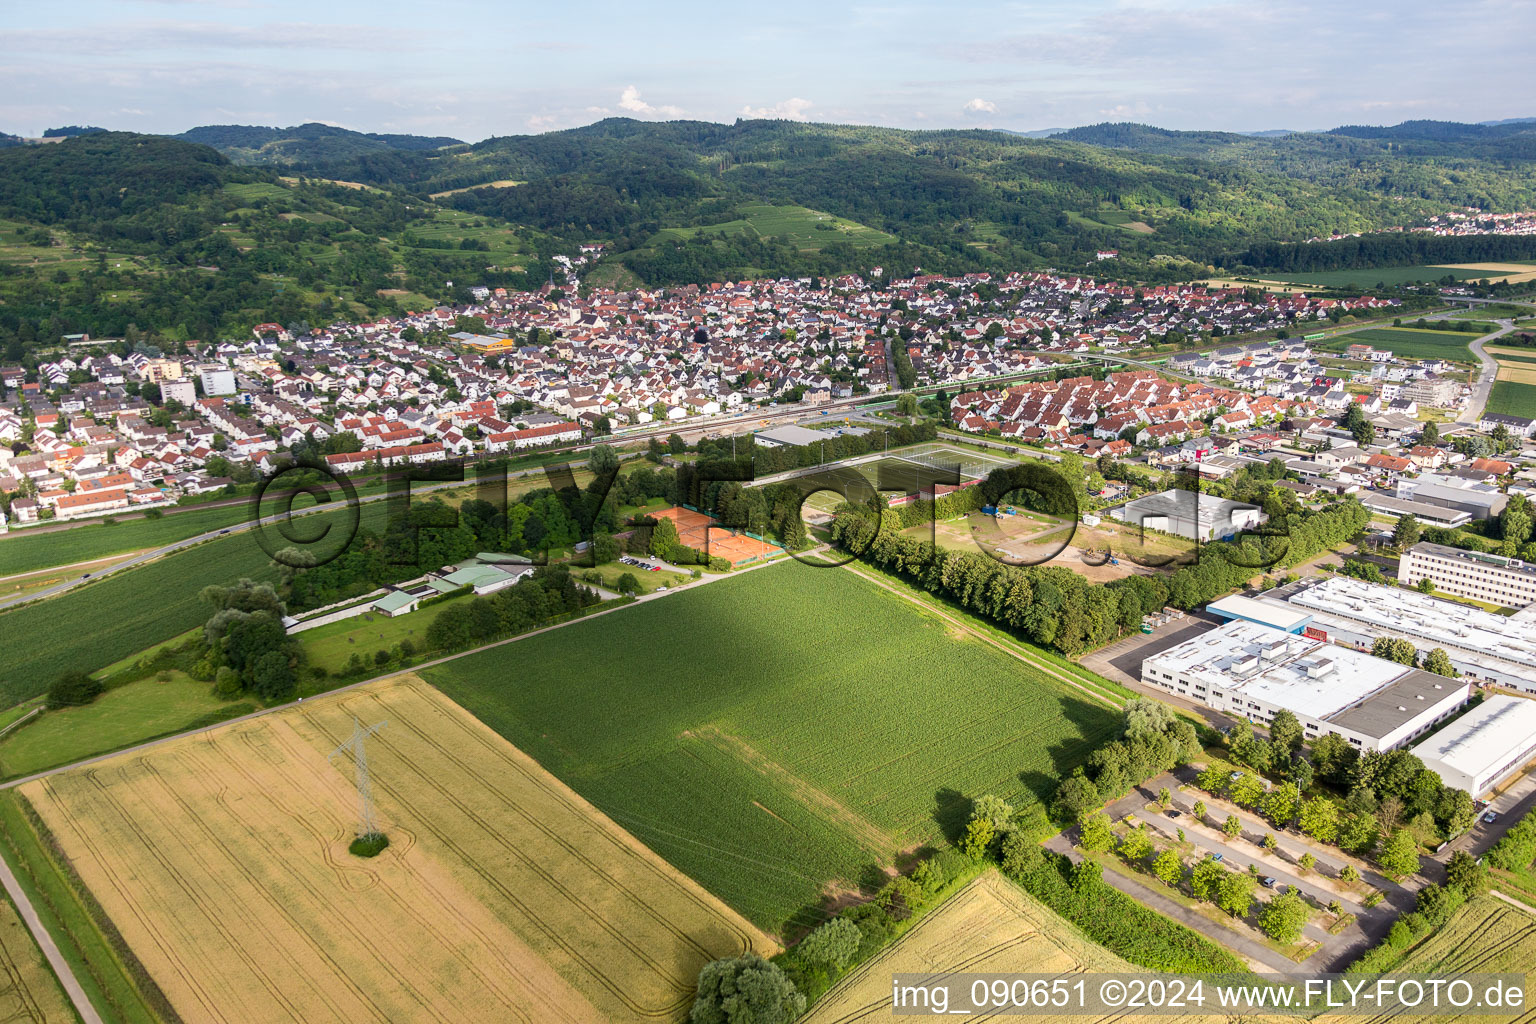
top-left (656, 586), bottom-right (668, 592)
top-left (1483, 810), bottom-right (1499, 824)
top-left (1166, 809), bottom-right (1182, 819)
top-left (1210, 853), bottom-right (1224, 862)
top-left (81, 573), bottom-right (91, 579)
top-left (1261, 876), bottom-right (1277, 888)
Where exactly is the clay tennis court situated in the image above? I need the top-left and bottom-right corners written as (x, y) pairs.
top-left (652, 506), bottom-right (782, 565)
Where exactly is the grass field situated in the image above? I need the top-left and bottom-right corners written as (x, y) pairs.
top-left (802, 872), bottom-right (1210, 1024)
top-left (298, 596), bottom-right (468, 674)
top-left (0, 502), bottom-right (382, 706)
top-left (653, 204), bottom-right (892, 250)
top-left (423, 561), bottom-right (1121, 933)
top-left (0, 891), bottom-right (76, 1024)
top-left (1257, 265), bottom-right (1517, 288)
top-left (0, 673), bottom-right (250, 780)
top-left (1318, 327), bottom-right (1482, 361)
top-left (1487, 379), bottom-right (1536, 418)
top-left (1067, 209), bottom-right (1156, 235)
top-left (0, 503), bottom-right (257, 578)
top-left (22, 676), bottom-right (772, 1024)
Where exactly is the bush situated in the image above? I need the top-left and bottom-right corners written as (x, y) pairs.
top-left (214, 666), bottom-right (242, 698)
top-left (795, 917), bottom-right (860, 970)
top-left (348, 832), bottom-right (389, 858)
top-left (46, 671), bottom-right (103, 709)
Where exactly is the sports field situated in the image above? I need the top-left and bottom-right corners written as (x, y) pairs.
top-left (799, 443), bottom-right (1021, 515)
top-left (0, 894), bottom-right (75, 1024)
top-left (651, 505), bottom-right (781, 565)
top-left (21, 675), bottom-right (771, 1024)
top-left (423, 562), bottom-right (1121, 933)
top-left (802, 872), bottom-right (1215, 1024)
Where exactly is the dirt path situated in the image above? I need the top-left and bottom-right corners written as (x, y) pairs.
top-left (0, 847), bottom-right (106, 1024)
top-left (839, 563), bottom-right (1123, 711)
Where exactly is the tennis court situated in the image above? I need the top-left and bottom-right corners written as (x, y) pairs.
top-left (652, 505), bottom-right (782, 566)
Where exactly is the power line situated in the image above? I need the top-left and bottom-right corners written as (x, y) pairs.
top-left (330, 717), bottom-right (388, 838)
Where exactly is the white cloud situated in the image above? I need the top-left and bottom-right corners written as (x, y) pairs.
top-left (738, 97), bottom-right (814, 121)
top-left (963, 97), bottom-right (997, 114)
top-left (617, 85), bottom-right (682, 118)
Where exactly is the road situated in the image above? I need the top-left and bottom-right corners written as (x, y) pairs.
top-left (0, 852), bottom-right (105, 1024)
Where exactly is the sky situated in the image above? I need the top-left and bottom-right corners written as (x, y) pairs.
top-left (3, 0), bottom-right (1533, 141)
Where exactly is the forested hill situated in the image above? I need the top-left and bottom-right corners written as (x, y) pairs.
top-left (0, 132), bottom-right (562, 349)
top-left (176, 123), bottom-right (465, 166)
top-left (1054, 120), bottom-right (1536, 200)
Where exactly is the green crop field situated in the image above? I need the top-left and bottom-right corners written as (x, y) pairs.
top-left (0, 503), bottom-right (259, 578)
top-left (423, 561), bottom-right (1120, 934)
top-left (653, 204), bottom-right (892, 250)
top-left (0, 673), bottom-right (250, 780)
top-left (1488, 379), bottom-right (1536, 418)
top-left (0, 502), bottom-right (382, 706)
top-left (1318, 327), bottom-right (1482, 361)
top-left (1260, 266), bottom-right (1512, 288)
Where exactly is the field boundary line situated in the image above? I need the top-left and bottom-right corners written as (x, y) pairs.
top-left (839, 563), bottom-right (1122, 711)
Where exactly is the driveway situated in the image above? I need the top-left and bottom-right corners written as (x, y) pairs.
top-left (1080, 613), bottom-right (1229, 727)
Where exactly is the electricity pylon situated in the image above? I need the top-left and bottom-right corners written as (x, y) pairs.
top-left (330, 717), bottom-right (387, 837)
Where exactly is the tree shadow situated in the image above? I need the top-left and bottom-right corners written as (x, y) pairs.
top-left (932, 787), bottom-right (972, 843)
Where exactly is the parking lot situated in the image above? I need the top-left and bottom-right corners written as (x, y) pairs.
top-left (1080, 611), bottom-right (1226, 725)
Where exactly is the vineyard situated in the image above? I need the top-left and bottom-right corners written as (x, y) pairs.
top-left (424, 561), bottom-right (1121, 933)
top-left (0, 897), bottom-right (75, 1024)
top-left (19, 674), bottom-right (771, 1024)
top-left (801, 871), bottom-right (1212, 1024)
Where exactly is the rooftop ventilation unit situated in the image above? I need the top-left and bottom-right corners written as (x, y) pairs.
top-left (1306, 658), bottom-right (1335, 679)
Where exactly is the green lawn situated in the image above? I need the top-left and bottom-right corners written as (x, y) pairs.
top-left (1318, 327), bottom-right (1481, 361)
top-left (422, 561), bottom-right (1120, 934)
top-left (583, 561), bottom-right (690, 595)
top-left (1487, 379), bottom-right (1536, 418)
top-left (1260, 266), bottom-right (1513, 288)
top-left (0, 673), bottom-right (250, 780)
top-left (298, 595), bottom-right (469, 673)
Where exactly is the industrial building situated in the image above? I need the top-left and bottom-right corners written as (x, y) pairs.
top-left (1396, 477), bottom-right (1507, 520)
top-left (1411, 695), bottom-right (1536, 797)
top-left (1111, 488), bottom-right (1263, 542)
top-left (1357, 492), bottom-right (1471, 528)
top-left (753, 424), bottom-right (838, 448)
top-left (1251, 576), bottom-right (1536, 694)
top-left (1141, 619), bottom-right (1470, 751)
top-left (1399, 542), bottom-right (1536, 608)
top-left (1207, 593), bottom-right (1314, 633)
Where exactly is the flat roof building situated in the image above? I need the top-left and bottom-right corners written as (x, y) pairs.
top-left (754, 424), bottom-right (838, 449)
top-left (1399, 541), bottom-right (1536, 609)
top-left (1259, 576), bottom-right (1536, 694)
top-left (1207, 594), bottom-right (1314, 634)
top-left (1111, 488), bottom-right (1263, 542)
top-left (1141, 619), bottom-right (1469, 752)
top-left (1411, 695), bottom-right (1536, 797)
top-left (1356, 492), bottom-right (1471, 527)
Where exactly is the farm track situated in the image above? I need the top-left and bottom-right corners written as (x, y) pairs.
top-left (690, 726), bottom-right (896, 856)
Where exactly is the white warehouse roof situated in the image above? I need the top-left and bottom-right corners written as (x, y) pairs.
top-left (1208, 594), bottom-right (1314, 632)
top-left (1145, 619), bottom-right (1407, 723)
top-left (1282, 577), bottom-right (1536, 680)
top-left (1412, 695), bottom-right (1536, 788)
